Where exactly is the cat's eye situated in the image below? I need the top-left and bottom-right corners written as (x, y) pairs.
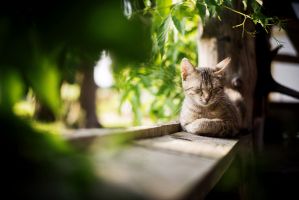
top-left (195, 89), bottom-right (203, 95)
top-left (185, 87), bottom-right (195, 95)
top-left (188, 90), bottom-right (197, 95)
top-left (185, 87), bottom-right (193, 91)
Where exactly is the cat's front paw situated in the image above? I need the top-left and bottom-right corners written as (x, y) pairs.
top-left (185, 118), bottom-right (210, 134)
top-left (194, 118), bottom-right (214, 133)
top-left (185, 118), bottom-right (224, 135)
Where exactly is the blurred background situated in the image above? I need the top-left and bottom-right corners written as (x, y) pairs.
top-left (1, 0), bottom-right (299, 199)
top-left (1, 0), bottom-right (200, 130)
top-left (0, 0), bottom-right (198, 199)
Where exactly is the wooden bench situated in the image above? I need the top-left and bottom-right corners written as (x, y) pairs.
top-left (64, 122), bottom-right (251, 200)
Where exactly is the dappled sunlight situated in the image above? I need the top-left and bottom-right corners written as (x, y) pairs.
top-left (61, 82), bottom-right (80, 101)
top-left (13, 100), bottom-right (35, 118)
top-left (97, 88), bottom-right (132, 127)
top-left (94, 52), bottom-right (114, 88)
top-left (96, 88), bottom-right (155, 128)
top-left (30, 120), bottom-right (66, 135)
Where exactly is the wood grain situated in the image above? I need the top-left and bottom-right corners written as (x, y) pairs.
top-left (90, 131), bottom-right (241, 200)
top-left (64, 122), bottom-right (181, 149)
top-left (65, 123), bottom-right (248, 199)
top-left (136, 132), bottom-right (238, 159)
top-left (93, 146), bottom-right (217, 200)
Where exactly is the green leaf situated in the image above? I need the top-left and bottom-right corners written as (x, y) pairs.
top-left (0, 69), bottom-right (24, 112)
top-left (207, 5), bottom-right (218, 18)
top-left (171, 15), bottom-right (184, 35)
top-left (28, 57), bottom-right (61, 115)
top-left (131, 85), bottom-right (142, 125)
top-left (157, 15), bottom-right (172, 54)
top-left (255, 0), bottom-right (263, 6)
top-left (155, 0), bottom-right (172, 17)
top-left (196, 1), bottom-right (206, 24)
top-left (143, 0), bottom-right (152, 7)
top-left (205, 0), bottom-right (217, 6)
top-left (251, 0), bottom-right (261, 12)
top-left (242, 0), bottom-right (248, 10)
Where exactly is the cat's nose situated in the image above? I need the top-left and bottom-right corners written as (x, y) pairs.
top-left (204, 96), bottom-right (210, 103)
top-left (203, 92), bottom-right (210, 102)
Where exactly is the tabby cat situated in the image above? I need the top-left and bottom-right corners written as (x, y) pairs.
top-left (180, 57), bottom-right (241, 137)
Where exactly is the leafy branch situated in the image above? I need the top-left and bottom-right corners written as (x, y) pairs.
top-left (223, 5), bottom-right (254, 37)
top-left (116, 0), bottom-right (283, 125)
top-left (223, 4), bottom-right (282, 37)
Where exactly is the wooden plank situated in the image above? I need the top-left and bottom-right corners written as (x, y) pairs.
top-left (136, 132), bottom-right (238, 159)
top-left (92, 146), bottom-right (217, 200)
top-left (90, 132), bottom-right (241, 200)
top-left (64, 122), bottom-right (181, 149)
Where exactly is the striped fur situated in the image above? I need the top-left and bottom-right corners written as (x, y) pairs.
top-left (180, 58), bottom-right (241, 137)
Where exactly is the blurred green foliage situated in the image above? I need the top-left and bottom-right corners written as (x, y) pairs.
top-left (115, 0), bottom-right (199, 124)
top-left (1, 114), bottom-right (97, 199)
top-left (0, 0), bottom-right (151, 115)
top-left (0, 0), bottom-right (151, 198)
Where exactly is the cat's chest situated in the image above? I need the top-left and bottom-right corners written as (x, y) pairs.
top-left (199, 107), bottom-right (221, 118)
top-left (187, 104), bottom-right (222, 118)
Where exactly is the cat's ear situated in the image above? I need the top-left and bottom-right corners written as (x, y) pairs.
top-left (181, 58), bottom-right (195, 81)
top-left (214, 57), bottom-right (231, 75)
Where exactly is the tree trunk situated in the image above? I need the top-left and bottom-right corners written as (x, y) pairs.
top-left (197, 1), bottom-right (257, 130)
top-left (79, 65), bottom-right (102, 128)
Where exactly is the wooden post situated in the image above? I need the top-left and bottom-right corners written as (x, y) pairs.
top-left (197, 1), bottom-right (257, 131)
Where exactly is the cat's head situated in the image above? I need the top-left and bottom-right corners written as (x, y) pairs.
top-left (181, 57), bottom-right (231, 107)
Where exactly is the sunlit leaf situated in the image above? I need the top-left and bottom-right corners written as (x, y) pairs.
top-left (155, 0), bottom-right (172, 17)
top-left (143, 0), bottom-right (152, 7)
top-left (28, 57), bottom-right (61, 115)
top-left (242, 0), bottom-right (248, 10)
top-left (157, 15), bottom-right (172, 54)
top-left (131, 85), bottom-right (142, 125)
top-left (171, 15), bottom-right (185, 35)
top-left (255, 0), bottom-right (263, 6)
